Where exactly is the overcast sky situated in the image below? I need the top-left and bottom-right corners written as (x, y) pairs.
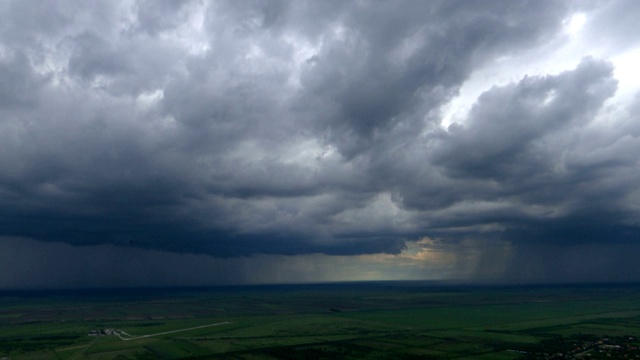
top-left (2, 0), bottom-right (640, 288)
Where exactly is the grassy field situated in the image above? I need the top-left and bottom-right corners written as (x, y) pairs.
top-left (1, 282), bottom-right (640, 359)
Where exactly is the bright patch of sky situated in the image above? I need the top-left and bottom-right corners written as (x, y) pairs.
top-left (441, 9), bottom-right (639, 129)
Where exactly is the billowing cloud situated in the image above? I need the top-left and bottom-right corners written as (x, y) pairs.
top-left (1, 0), bottom-right (640, 285)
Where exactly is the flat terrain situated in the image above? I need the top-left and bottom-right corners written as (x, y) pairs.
top-left (2, 282), bottom-right (640, 359)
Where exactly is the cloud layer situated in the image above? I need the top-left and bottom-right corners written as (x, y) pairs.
top-left (1, 1), bottom-right (640, 282)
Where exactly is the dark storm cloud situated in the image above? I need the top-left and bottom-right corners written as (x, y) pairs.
top-left (296, 0), bottom-right (571, 158)
top-left (432, 58), bottom-right (617, 180)
top-left (1, 0), bottom-right (639, 267)
top-left (405, 58), bottom-right (640, 248)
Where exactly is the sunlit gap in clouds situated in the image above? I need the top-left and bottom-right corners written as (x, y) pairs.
top-left (565, 13), bottom-right (587, 36)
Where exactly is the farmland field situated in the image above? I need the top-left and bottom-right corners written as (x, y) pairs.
top-left (2, 282), bottom-right (640, 359)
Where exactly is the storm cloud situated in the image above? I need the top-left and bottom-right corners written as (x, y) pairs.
top-left (1, 0), bottom-right (640, 285)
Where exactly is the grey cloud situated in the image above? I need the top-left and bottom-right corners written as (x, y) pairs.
top-left (0, 0), bottom-right (639, 279)
top-left (68, 31), bottom-right (131, 80)
top-left (401, 59), bottom-right (639, 250)
top-left (432, 57), bottom-right (617, 180)
top-left (132, 0), bottom-right (199, 36)
top-left (297, 0), bottom-right (572, 158)
top-left (0, 51), bottom-right (42, 109)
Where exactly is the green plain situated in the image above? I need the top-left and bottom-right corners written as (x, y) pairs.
top-left (1, 283), bottom-right (640, 359)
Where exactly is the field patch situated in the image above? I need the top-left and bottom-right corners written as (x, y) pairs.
top-left (2, 283), bottom-right (640, 359)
